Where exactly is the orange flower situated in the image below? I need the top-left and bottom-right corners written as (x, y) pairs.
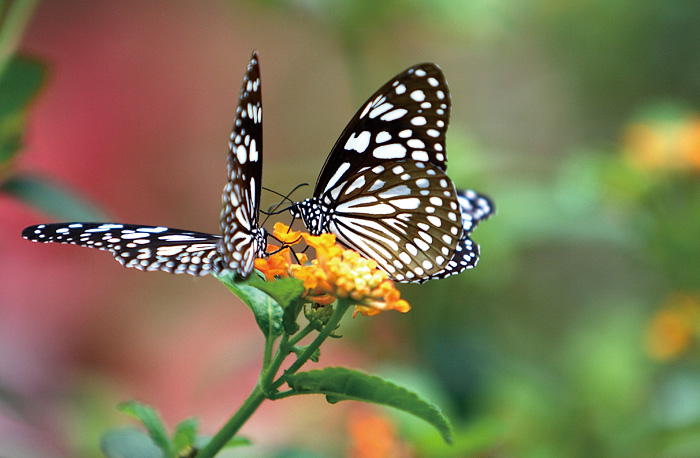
top-left (347, 409), bottom-right (413, 458)
top-left (254, 223), bottom-right (409, 315)
top-left (272, 222), bottom-right (302, 245)
top-left (646, 293), bottom-right (700, 361)
top-left (294, 232), bottom-right (410, 316)
top-left (254, 225), bottom-right (307, 281)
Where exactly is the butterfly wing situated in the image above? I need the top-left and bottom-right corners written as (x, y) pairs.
top-left (313, 63), bottom-right (451, 198)
top-left (324, 161), bottom-right (463, 282)
top-left (416, 189), bottom-right (494, 282)
top-left (219, 51), bottom-right (266, 277)
top-left (457, 189), bottom-right (495, 235)
top-left (22, 223), bottom-right (221, 276)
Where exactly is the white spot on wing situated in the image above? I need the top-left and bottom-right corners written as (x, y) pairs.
top-left (380, 108), bottom-right (408, 121)
top-left (345, 131), bottom-right (371, 153)
top-left (373, 144), bottom-right (407, 159)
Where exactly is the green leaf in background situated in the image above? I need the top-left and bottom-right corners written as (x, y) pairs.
top-left (0, 56), bottom-right (46, 164)
top-left (117, 401), bottom-right (174, 457)
top-left (285, 367), bottom-right (453, 444)
top-left (100, 427), bottom-right (164, 458)
top-left (222, 436), bottom-right (252, 449)
top-left (1, 172), bottom-right (108, 220)
top-left (171, 418), bottom-right (198, 453)
top-left (218, 272), bottom-right (284, 338)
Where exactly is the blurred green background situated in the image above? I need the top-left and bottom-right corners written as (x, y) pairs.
top-left (3, 0), bottom-right (700, 457)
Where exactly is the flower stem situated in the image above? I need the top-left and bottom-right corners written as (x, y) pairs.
top-left (198, 301), bottom-right (351, 457)
top-left (195, 384), bottom-right (266, 458)
top-left (271, 299), bottom-right (351, 391)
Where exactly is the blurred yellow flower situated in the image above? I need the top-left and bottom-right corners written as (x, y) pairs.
top-left (646, 293), bottom-right (700, 361)
top-left (623, 113), bottom-right (700, 171)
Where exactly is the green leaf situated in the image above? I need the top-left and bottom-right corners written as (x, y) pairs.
top-left (0, 56), bottom-right (46, 163)
top-left (222, 436), bottom-right (253, 449)
top-left (282, 298), bottom-right (305, 335)
top-left (217, 272), bottom-right (284, 337)
top-left (247, 275), bottom-right (305, 309)
top-left (285, 367), bottom-right (453, 444)
top-left (171, 418), bottom-right (198, 453)
top-left (246, 276), bottom-right (306, 335)
top-left (117, 401), bottom-right (174, 457)
top-left (2, 173), bottom-right (108, 220)
top-left (100, 427), bottom-right (164, 458)
top-left (192, 435), bottom-right (251, 452)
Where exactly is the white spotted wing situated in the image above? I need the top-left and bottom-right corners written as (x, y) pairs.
top-left (220, 51), bottom-right (267, 277)
top-left (22, 52), bottom-right (267, 279)
top-left (22, 223), bottom-right (222, 276)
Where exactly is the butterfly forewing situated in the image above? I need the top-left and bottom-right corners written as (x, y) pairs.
top-left (220, 51), bottom-right (266, 277)
top-left (22, 223), bottom-right (222, 276)
top-left (314, 63), bottom-right (451, 197)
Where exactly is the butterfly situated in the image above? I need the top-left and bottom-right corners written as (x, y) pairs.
top-left (290, 63), bottom-right (494, 283)
top-left (22, 51), bottom-right (266, 279)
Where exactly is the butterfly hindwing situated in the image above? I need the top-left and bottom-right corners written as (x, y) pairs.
top-left (457, 189), bottom-right (495, 235)
top-left (417, 189), bottom-right (495, 282)
top-left (324, 161), bottom-right (462, 282)
top-left (22, 223), bottom-right (222, 276)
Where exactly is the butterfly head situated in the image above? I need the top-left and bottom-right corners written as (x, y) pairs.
top-left (289, 198), bottom-right (328, 236)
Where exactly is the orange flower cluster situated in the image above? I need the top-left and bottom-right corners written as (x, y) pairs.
top-left (254, 223), bottom-right (410, 316)
top-left (623, 113), bottom-right (700, 171)
top-left (646, 293), bottom-right (700, 361)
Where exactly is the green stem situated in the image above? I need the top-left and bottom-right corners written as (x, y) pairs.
top-left (270, 300), bottom-right (351, 391)
top-left (198, 301), bottom-right (351, 457)
top-left (259, 322), bottom-right (314, 391)
top-left (262, 332), bottom-right (276, 368)
top-left (258, 333), bottom-right (288, 395)
top-left (196, 384), bottom-right (266, 458)
top-left (286, 322), bottom-right (314, 347)
top-left (0, 0), bottom-right (40, 77)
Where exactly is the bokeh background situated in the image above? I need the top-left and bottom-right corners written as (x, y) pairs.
top-left (3, 1), bottom-right (700, 457)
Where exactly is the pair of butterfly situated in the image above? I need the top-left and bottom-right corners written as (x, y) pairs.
top-left (22, 52), bottom-right (493, 284)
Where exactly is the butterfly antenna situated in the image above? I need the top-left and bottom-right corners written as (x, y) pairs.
top-left (260, 183), bottom-right (308, 225)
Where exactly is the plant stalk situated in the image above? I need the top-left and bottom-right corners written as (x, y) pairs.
top-left (196, 384), bottom-right (266, 458)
